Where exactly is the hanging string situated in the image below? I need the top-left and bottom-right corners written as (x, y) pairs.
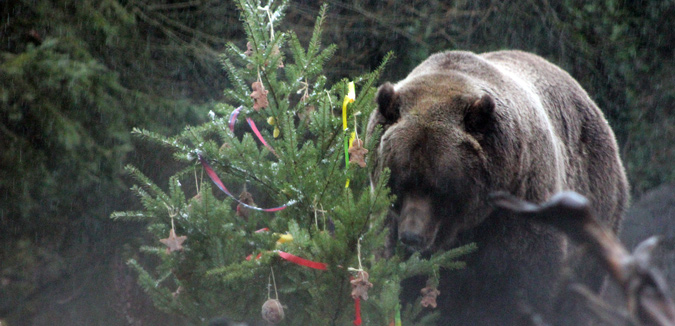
top-left (270, 267), bottom-right (279, 300)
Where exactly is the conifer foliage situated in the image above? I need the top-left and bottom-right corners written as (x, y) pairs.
top-left (113, 1), bottom-right (474, 324)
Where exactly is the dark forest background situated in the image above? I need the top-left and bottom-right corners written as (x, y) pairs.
top-left (1, 0), bottom-right (673, 325)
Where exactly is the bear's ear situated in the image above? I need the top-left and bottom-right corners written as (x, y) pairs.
top-left (464, 94), bottom-right (495, 134)
top-left (376, 82), bottom-right (400, 123)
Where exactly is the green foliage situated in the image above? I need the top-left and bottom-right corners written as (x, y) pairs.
top-left (3, 0), bottom-right (671, 324)
top-left (117, 1), bottom-right (473, 324)
top-left (297, 0), bottom-right (674, 195)
top-left (0, 0), bottom-right (209, 320)
top-left (0, 14), bottom-right (205, 237)
top-left (559, 0), bottom-right (675, 194)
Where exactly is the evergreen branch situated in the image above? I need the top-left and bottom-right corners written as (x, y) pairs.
top-left (203, 133), bottom-right (291, 203)
top-left (330, 277), bottom-right (349, 326)
top-left (124, 164), bottom-right (172, 205)
top-left (311, 44), bottom-right (338, 77)
top-left (434, 243), bottom-right (477, 266)
top-left (110, 210), bottom-right (147, 221)
top-left (131, 127), bottom-right (189, 152)
top-left (307, 4), bottom-right (329, 59)
top-left (357, 170), bottom-right (390, 237)
top-left (220, 54), bottom-right (250, 103)
top-left (287, 32), bottom-right (307, 68)
top-left (325, 0), bottom-right (429, 48)
top-left (145, 1), bottom-right (202, 11)
top-left (237, 0), bottom-right (266, 52)
top-left (318, 87), bottom-right (343, 156)
top-left (269, 0), bottom-right (289, 30)
top-left (260, 66), bottom-right (282, 117)
top-left (315, 151), bottom-right (342, 210)
top-left (135, 1), bottom-right (230, 46)
top-left (131, 6), bottom-right (220, 58)
top-left (127, 259), bottom-right (175, 310)
top-left (352, 51), bottom-right (394, 110)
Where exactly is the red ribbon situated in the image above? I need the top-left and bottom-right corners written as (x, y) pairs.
top-left (228, 106), bottom-right (277, 155)
top-left (276, 250), bottom-right (328, 270)
top-left (353, 297), bottom-right (362, 325)
top-left (244, 250), bottom-right (328, 271)
top-left (246, 117), bottom-right (277, 155)
top-left (245, 252), bottom-right (263, 261)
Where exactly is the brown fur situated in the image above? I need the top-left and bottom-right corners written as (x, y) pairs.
top-left (367, 50), bottom-right (629, 325)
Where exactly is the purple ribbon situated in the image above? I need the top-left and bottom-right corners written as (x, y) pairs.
top-left (228, 106), bottom-right (243, 133)
top-left (198, 154), bottom-right (287, 212)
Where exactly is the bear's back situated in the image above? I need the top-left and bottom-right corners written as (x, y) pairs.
top-left (485, 51), bottom-right (629, 232)
top-left (413, 50), bottom-right (628, 231)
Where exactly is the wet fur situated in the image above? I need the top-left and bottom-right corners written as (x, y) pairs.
top-left (367, 50), bottom-right (629, 325)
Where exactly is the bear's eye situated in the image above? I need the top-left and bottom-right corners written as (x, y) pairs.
top-left (391, 199), bottom-right (402, 212)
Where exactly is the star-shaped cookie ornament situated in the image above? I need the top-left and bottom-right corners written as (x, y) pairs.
top-left (160, 228), bottom-right (187, 253)
top-left (350, 270), bottom-right (373, 300)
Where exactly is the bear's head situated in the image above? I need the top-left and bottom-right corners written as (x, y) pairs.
top-left (368, 74), bottom-right (499, 254)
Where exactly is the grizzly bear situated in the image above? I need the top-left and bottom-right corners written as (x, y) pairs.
top-left (367, 50), bottom-right (629, 325)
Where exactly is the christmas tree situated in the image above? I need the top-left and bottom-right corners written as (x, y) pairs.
top-left (112, 1), bottom-right (475, 324)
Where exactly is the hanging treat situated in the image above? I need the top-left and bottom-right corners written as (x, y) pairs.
top-left (270, 45), bottom-right (284, 68)
top-left (348, 139), bottom-right (369, 168)
top-left (244, 41), bottom-right (254, 57)
top-left (159, 228), bottom-right (187, 253)
top-left (251, 81), bottom-right (269, 111)
top-left (191, 192), bottom-right (202, 203)
top-left (261, 298), bottom-right (285, 324)
top-left (219, 142), bottom-right (231, 152)
top-left (350, 270), bottom-right (373, 300)
top-left (187, 192), bottom-right (202, 214)
top-left (298, 93), bottom-right (315, 123)
top-left (275, 232), bottom-right (294, 246)
top-left (244, 42), bottom-right (255, 70)
top-left (420, 286), bottom-right (441, 308)
top-left (236, 189), bottom-right (256, 219)
top-left (267, 116), bottom-right (280, 138)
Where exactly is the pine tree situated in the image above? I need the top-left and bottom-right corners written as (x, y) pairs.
top-left (112, 1), bottom-right (475, 324)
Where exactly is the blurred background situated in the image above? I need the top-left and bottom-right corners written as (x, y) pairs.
top-left (1, 0), bottom-right (673, 325)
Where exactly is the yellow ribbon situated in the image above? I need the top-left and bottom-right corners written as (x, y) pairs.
top-left (342, 82), bottom-right (356, 131)
top-left (342, 82), bottom-right (356, 187)
top-left (275, 233), bottom-right (294, 247)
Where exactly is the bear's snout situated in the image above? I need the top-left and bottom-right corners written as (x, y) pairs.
top-left (399, 231), bottom-right (425, 248)
top-left (397, 196), bottom-right (437, 251)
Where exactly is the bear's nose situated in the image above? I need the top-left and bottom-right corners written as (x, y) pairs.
top-left (399, 231), bottom-right (425, 249)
